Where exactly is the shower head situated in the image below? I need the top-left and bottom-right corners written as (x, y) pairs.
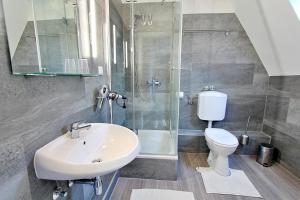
top-left (96, 85), bottom-right (109, 110)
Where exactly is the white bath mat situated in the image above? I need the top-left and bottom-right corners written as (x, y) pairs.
top-left (130, 189), bottom-right (195, 200)
top-left (197, 167), bottom-right (262, 198)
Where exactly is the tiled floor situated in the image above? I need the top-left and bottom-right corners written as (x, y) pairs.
top-left (111, 153), bottom-right (300, 200)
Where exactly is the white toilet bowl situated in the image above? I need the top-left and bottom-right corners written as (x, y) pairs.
top-left (205, 128), bottom-right (239, 176)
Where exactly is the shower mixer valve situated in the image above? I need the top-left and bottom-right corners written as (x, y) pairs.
top-left (147, 78), bottom-right (161, 87)
top-left (96, 85), bottom-right (127, 109)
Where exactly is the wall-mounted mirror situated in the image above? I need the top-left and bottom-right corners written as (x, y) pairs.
top-left (2, 0), bottom-right (103, 76)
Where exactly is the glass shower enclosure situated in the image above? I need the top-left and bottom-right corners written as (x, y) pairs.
top-left (109, 0), bottom-right (182, 157)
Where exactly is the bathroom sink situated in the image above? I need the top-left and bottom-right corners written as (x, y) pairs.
top-left (34, 123), bottom-right (140, 180)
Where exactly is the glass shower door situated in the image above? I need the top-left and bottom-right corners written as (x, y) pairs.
top-left (109, 0), bottom-right (182, 157)
top-left (110, 0), bottom-right (133, 128)
top-left (170, 2), bottom-right (182, 155)
top-left (132, 1), bottom-right (182, 156)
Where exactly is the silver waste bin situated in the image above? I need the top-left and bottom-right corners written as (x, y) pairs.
top-left (257, 143), bottom-right (274, 167)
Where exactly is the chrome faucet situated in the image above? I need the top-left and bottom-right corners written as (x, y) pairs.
top-left (68, 122), bottom-right (91, 139)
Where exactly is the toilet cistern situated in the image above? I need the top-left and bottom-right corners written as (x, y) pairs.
top-left (197, 91), bottom-right (227, 128)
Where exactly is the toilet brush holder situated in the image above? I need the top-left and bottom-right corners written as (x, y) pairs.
top-left (240, 134), bottom-right (249, 145)
top-left (240, 115), bottom-right (251, 145)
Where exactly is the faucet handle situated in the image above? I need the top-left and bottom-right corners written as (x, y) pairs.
top-left (68, 121), bottom-right (81, 132)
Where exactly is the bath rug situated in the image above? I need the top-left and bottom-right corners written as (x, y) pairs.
top-left (130, 189), bottom-right (195, 200)
top-left (197, 167), bottom-right (262, 198)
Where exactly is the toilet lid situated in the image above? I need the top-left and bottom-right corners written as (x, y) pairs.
top-left (205, 128), bottom-right (238, 147)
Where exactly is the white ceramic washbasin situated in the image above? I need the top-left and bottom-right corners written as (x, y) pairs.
top-left (34, 123), bottom-right (140, 180)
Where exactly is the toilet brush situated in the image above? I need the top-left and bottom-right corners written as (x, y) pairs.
top-left (240, 116), bottom-right (251, 145)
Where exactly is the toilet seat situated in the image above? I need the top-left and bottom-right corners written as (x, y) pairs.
top-left (205, 128), bottom-right (238, 147)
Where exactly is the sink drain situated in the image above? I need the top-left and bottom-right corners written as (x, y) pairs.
top-left (92, 158), bottom-right (103, 163)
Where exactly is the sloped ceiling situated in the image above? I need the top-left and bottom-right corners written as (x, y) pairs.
top-left (183, 0), bottom-right (300, 76)
top-left (233, 0), bottom-right (300, 76)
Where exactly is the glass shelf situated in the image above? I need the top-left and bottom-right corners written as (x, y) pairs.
top-left (3, 0), bottom-right (103, 77)
top-left (13, 72), bottom-right (101, 77)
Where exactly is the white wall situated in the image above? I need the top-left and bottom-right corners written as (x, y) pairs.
top-left (233, 0), bottom-right (300, 76)
top-left (2, 0), bottom-right (33, 57)
top-left (183, 0), bottom-right (234, 14)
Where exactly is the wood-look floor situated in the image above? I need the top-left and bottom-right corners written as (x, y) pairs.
top-left (110, 153), bottom-right (300, 200)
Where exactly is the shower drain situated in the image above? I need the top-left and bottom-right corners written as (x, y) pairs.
top-left (92, 158), bottom-right (103, 163)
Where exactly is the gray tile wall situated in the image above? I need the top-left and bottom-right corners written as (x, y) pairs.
top-left (0, 2), bottom-right (112, 200)
top-left (180, 13), bottom-right (269, 132)
top-left (178, 130), bottom-right (270, 155)
top-left (179, 14), bottom-right (270, 154)
top-left (71, 171), bottom-right (119, 200)
top-left (263, 76), bottom-right (300, 178)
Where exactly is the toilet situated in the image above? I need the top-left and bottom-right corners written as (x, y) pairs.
top-left (197, 91), bottom-right (239, 176)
